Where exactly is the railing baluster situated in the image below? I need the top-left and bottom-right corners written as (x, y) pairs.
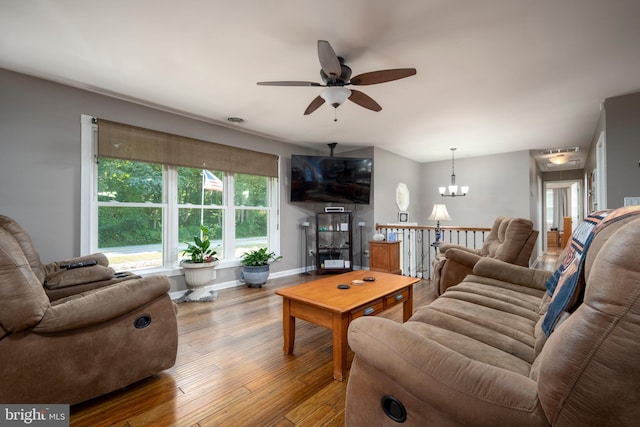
top-left (373, 223), bottom-right (491, 280)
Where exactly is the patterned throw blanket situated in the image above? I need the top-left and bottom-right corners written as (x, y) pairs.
top-left (542, 206), bottom-right (640, 336)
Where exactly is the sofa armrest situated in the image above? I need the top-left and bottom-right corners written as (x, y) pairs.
top-left (436, 248), bottom-right (484, 294)
top-left (45, 253), bottom-right (109, 271)
top-left (33, 275), bottom-right (171, 333)
top-left (473, 258), bottom-right (551, 291)
top-left (43, 253), bottom-right (110, 282)
top-left (44, 265), bottom-right (116, 289)
top-left (444, 247), bottom-right (483, 267)
top-left (438, 243), bottom-right (480, 255)
top-left (348, 317), bottom-right (541, 421)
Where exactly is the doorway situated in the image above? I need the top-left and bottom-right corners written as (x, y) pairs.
top-left (543, 180), bottom-right (583, 254)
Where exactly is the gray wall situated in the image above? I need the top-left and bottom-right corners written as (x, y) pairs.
top-left (603, 91), bottom-right (640, 208)
top-left (0, 69), bottom-right (310, 290)
top-left (420, 150), bottom-right (533, 228)
top-left (372, 147), bottom-right (424, 225)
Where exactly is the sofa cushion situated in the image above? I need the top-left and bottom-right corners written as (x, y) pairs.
top-left (409, 276), bottom-right (546, 373)
top-left (491, 218), bottom-right (535, 263)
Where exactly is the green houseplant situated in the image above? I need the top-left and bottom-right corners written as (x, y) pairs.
top-left (181, 225), bottom-right (218, 264)
top-left (240, 247), bottom-right (282, 288)
top-left (180, 225), bottom-right (219, 300)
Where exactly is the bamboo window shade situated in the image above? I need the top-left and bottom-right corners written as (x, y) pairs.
top-left (97, 119), bottom-right (278, 177)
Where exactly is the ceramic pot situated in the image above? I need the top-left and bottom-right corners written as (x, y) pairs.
top-left (241, 264), bottom-right (270, 288)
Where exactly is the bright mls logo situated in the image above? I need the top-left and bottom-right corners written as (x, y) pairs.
top-left (1, 405), bottom-right (69, 426)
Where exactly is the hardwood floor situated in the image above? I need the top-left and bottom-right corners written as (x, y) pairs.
top-left (70, 273), bottom-right (438, 426)
top-left (535, 251), bottom-right (562, 271)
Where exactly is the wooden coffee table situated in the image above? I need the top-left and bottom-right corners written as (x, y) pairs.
top-left (275, 270), bottom-right (420, 381)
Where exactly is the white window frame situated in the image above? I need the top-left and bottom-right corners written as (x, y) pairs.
top-left (80, 114), bottom-right (280, 277)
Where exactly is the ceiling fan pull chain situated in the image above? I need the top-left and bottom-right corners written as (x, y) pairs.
top-left (334, 109), bottom-right (338, 122)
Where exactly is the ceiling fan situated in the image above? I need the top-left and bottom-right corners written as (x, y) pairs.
top-left (257, 40), bottom-right (416, 116)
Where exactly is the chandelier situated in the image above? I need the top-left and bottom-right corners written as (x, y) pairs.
top-left (439, 148), bottom-right (469, 197)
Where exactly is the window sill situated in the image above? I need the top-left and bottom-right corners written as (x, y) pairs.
top-left (135, 260), bottom-right (242, 278)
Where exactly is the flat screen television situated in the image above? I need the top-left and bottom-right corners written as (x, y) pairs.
top-left (290, 155), bottom-right (373, 204)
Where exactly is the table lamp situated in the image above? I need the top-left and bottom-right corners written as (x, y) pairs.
top-left (428, 204), bottom-right (451, 243)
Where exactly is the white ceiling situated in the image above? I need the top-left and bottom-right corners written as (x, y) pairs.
top-left (2, 1), bottom-right (640, 169)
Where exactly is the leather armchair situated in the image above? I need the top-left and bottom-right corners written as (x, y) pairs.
top-left (432, 216), bottom-right (538, 295)
top-left (0, 215), bottom-right (178, 404)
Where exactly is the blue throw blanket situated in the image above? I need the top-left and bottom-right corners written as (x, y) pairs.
top-left (542, 206), bottom-right (640, 336)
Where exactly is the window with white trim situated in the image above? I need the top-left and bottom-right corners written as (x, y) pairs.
top-left (81, 115), bottom-right (279, 273)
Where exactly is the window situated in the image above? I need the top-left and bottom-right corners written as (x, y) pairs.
top-left (97, 159), bottom-right (165, 270)
top-left (234, 173), bottom-right (270, 256)
top-left (177, 167), bottom-right (225, 258)
top-left (81, 115), bottom-right (279, 273)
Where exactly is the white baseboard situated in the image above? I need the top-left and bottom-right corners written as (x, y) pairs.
top-left (170, 267), bottom-right (308, 300)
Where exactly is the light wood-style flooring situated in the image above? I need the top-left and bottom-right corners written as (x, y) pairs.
top-left (70, 273), bottom-right (439, 426)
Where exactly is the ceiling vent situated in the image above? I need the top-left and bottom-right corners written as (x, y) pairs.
top-left (541, 147), bottom-right (580, 155)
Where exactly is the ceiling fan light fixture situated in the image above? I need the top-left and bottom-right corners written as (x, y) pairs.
top-left (320, 87), bottom-right (351, 108)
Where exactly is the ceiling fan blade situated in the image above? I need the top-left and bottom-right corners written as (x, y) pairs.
top-left (304, 96), bottom-right (325, 115)
top-left (257, 81), bottom-right (322, 86)
top-left (317, 40), bottom-right (342, 79)
top-left (350, 68), bottom-right (417, 85)
top-left (348, 89), bottom-right (382, 112)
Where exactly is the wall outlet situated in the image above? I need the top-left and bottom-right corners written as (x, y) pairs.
top-left (363, 250), bottom-right (369, 257)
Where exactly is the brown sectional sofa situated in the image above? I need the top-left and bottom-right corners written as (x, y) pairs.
top-left (346, 207), bottom-right (640, 426)
top-left (0, 215), bottom-right (178, 404)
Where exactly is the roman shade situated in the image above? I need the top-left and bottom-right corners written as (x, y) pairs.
top-left (97, 119), bottom-right (278, 177)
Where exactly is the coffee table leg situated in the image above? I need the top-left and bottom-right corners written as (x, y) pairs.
top-left (332, 314), bottom-right (349, 381)
top-left (282, 298), bottom-right (295, 354)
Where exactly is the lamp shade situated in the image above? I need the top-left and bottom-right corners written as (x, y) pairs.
top-left (320, 87), bottom-right (351, 108)
top-left (428, 204), bottom-right (451, 221)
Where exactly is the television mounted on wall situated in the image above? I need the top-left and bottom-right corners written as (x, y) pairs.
top-left (290, 155), bottom-right (372, 204)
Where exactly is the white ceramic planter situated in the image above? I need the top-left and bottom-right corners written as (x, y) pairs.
top-left (180, 261), bottom-right (218, 299)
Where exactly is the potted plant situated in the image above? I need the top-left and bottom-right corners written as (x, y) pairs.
top-left (180, 225), bottom-right (219, 299)
top-left (240, 247), bottom-right (282, 288)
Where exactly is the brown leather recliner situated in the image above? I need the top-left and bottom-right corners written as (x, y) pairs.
top-left (0, 215), bottom-right (178, 404)
top-left (432, 216), bottom-right (538, 295)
